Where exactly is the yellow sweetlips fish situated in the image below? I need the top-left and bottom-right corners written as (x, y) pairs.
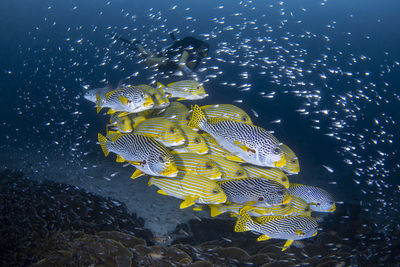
top-left (280, 143), bottom-right (300, 175)
top-left (135, 84), bottom-right (170, 109)
top-left (188, 105), bottom-right (286, 168)
top-left (149, 171), bottom-right (227, 209)
top-left (217, 178), bottom-right (291, 207)
top-left (96, 84), bottom-right (155, 115)
top-left (242, 165), bottom-right (290, 188)
top-left (201, 104), bottom-right (253, 124)
top-left (133, 117), bottom-right (185, 147)
top-left (156, 101), bottom-right (190, 126)
top-left (235, 210), bottom-right (318, 251)
top-left (209, 203), bottom-right (294, 218)
top-left (172, 124), bottom-right (209, 155)
top-left (288, 184), bottom-right (336, 212)
top-left (108, 112), bottom-right (133, 133)
top-left (205, 154), bottom-right (249, 180)
top-left (172, 152), bottom-right (222, 180)
top-left (157, 80), bottom-right (208, 101)
top-left (287, 195), bottom-right (312, 216)
top-left (97, 132), bottom-right (178, 179)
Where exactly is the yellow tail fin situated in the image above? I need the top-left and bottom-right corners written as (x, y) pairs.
top-left (97, 133), bottom-right (109, 157)
top-left (188, 104), bottom-right (206, 129)
top-left (209, 205), bottom-right (223, 217)
top-left (235, 209), bottom-right (251, 233)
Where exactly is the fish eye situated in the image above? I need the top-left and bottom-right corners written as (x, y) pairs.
top-left (290, 159), bottom-right (296, 164)
top-left (194, 138), bottom-right (200, 144)
top-left (280, 204), bottom-right (287, 208)
top-left (212, 189), bottom-right (220, 194)
top-left (277, 190), bottom-right (284, 195)
top-left (329, 201), bottom-right (334, 205)
top-left (305, 207), bottom-right (311, 212)
top-left (273, 147), bottom-right (281, 155)
top-left (282, 177), bottom-right (287, 182)
top-left (159, 156), bottom-right (165, 163)
top-left (258, 197), bottom-right (264, 201)
top-left (242, 116), bottom-right (247, 121)
top-left (236, 170), bottom-right (244, 176)
top-left (169, 127), bottom-right (176, 134)
top-left (205, 163), bottom-right (213, 169)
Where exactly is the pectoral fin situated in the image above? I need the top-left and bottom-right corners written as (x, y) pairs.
top-left (119, 96), bottom-right (129, 106)
top-left (157, 189), bottom-right (168, 195)
top-left (192, 206), bottom-right (203, 211)
top-left (130, 169), bottom-right (144, 179)
top-left (225, 155), bottom-right (246, 163)
top-left (105, 90), bottom-right (117, 98)
top-left (257, 234), bottom-right (271, 241)
top-left (116, 155), bottom-right (125, 163)
top-left (282, 240), bottom-right (294, 251)
top-left (118, 111), bottom-right (130, 117)
top-left (177, 97), bottom-right (186, 101)
top-left (180, 195), bottom-right (199, 209)
top-left (107, 109), bottom-right (117, 114)
top-left (244, 201), bottom-right (257, 206)
top-left (233, 141), bottom-right (256, 154)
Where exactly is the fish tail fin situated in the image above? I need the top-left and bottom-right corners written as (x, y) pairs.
top-left (97, 133), bottom-right (109, 157)
top-left (96, 94), bottom-right (102, 113)
top-left (209, 205), bottom-right (223, 217)
top-left (235, 209), bottom-right (252, 232)
top-left (188, 104), bottom-right (207, 130)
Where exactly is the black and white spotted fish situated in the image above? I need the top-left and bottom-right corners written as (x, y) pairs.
top-left (84, 84), bottom-right (112, 103)
top-left (188, 105), bottom-right (286, 167)
top-left (96, 85), bottom-right (154, 114)
top-left (288, 184), bottom-right (336, 212)
top-left (98, 132), bottom-right (178, 179)
top-left (217, 178), bottom-right (291, 207)
top-left (235, 210), bottom-right (318, 251)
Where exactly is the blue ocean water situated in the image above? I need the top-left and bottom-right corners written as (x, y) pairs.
top-left (1, 0), bottom-right (400, 264)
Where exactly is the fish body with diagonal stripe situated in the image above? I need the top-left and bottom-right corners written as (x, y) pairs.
top-left (235, 210), bottom-right (318, 251)
top-left (149, 171), bottom-right (227, 209)
top-left (188, 104), bottom-right (286, 168)
top-left (98, 132), bottom-right (178, 179)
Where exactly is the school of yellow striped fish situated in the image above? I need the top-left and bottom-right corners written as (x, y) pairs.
top-left (88, 80), bottom-right (336, 251)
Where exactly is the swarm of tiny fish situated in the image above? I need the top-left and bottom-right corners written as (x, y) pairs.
top-left (86, 79), bottom-right (337, 251)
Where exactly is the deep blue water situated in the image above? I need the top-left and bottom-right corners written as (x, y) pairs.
top-left (1, 0), bottom-right (400, 258)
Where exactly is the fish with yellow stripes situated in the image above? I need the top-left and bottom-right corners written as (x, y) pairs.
top-left (206, 154), bottom-right (249, 180)
top-left (280, 144), bottom-right (300, 175)
top-left (288, 184), bottom-right (336, 212)
top-left (149, 172), bottom-right (227, 209)
top-left (172, 153), bottom-right (222, 179)
top-left (188, 105), bottom-right (286, 168)
top-left (97, 132), bottom-right (178, 179)
top-left (133, 117), bottom-right (185, 147)
top-left (158, 80), bottom-right (207, 101)
top-left (201, 104), bottom-right (253, 124)
top-left (235, 209), bottom-right (318, 251)
top-left (108, 112), bottom-right (133, 133)
top-left (287, 195), bottom-right (312, 216)
top-left (156, 101), bottom-right (191, 126)
top-left (135, 84), bottom-right (170, 109)
top-left (209, 203), bottom-right (294, 218)
top-left (242, 165), bottom-right (290, 188)
top-left (217, 178), bottom-right (291, 207)
top-left (96, 84), bottom-right (154, 115)
top-left (172, 124), bottom-right (209, 154)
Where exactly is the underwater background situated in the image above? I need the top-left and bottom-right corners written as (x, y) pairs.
top-left (1, 0), bottom-right (400, 266)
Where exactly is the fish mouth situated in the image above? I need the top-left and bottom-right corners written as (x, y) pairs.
top-left (328, 203), bottom-right (336, 212)
top-left (211, 172), bottom-right (222, 180)
top-left (161, 166), bottom-right (178, 177)
top-left (282, 194), bottom-right (291, 205)
top-left (143, 96), bottom-right (154, 107)
top-left (274, 155), bottom-right (287, 168)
